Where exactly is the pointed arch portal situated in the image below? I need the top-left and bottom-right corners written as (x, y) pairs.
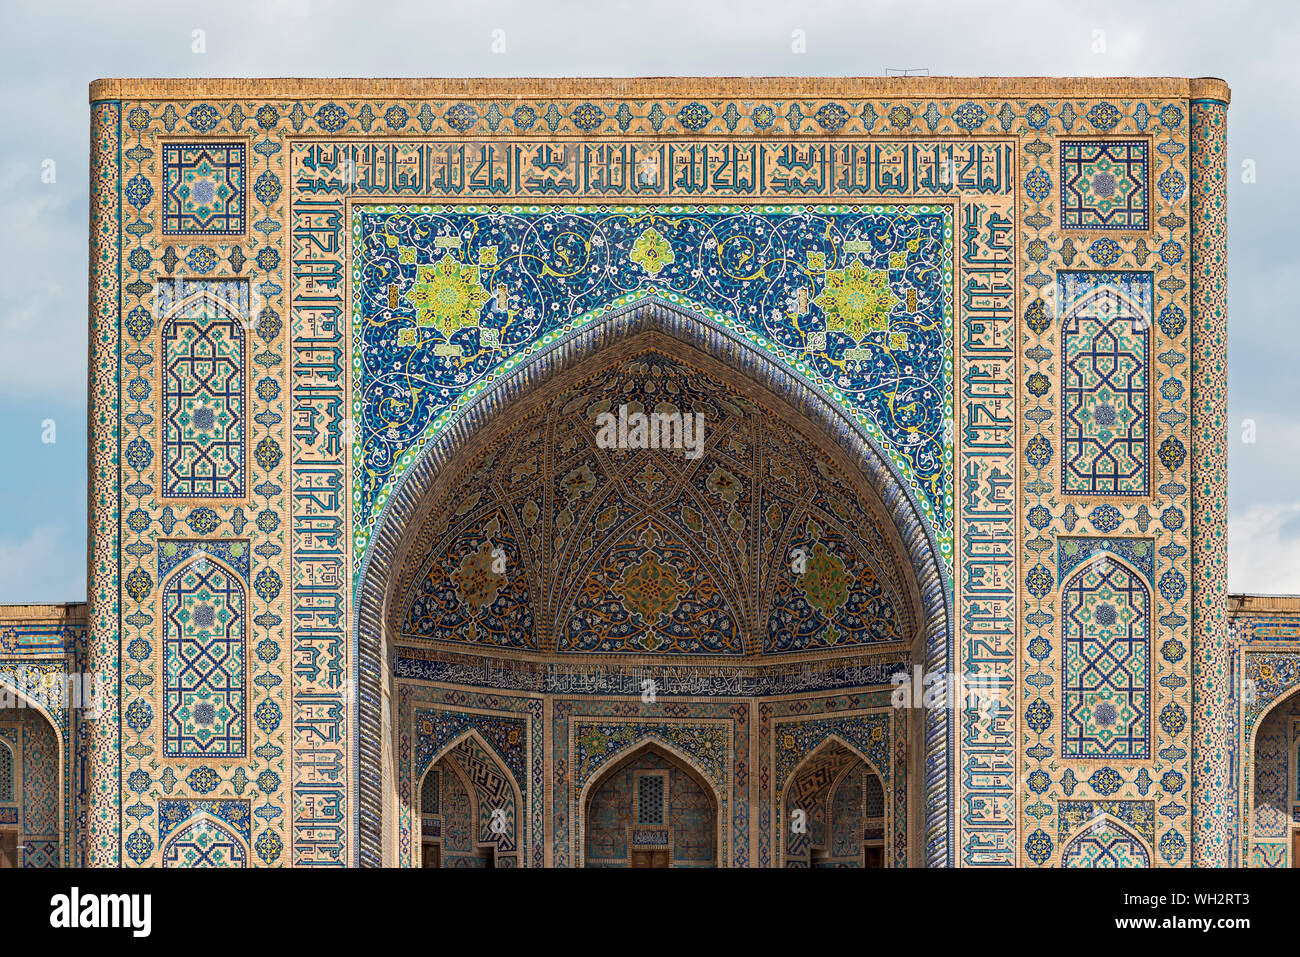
top-left (1244, 677), bottom-right (1300, 866)
top-left (416, 728), bottom-right (523, 868)
top-left (349, 299), bottom-right (952, 867)
top-left (0, 676), bottom-right (67, 868)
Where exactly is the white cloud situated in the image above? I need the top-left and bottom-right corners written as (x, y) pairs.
top-left (1229, 503), bottom-right (1300, 595)
top-left (0, 526), bottom-right (85, 603)
top-left (0, 158), bottom-right (87, 398)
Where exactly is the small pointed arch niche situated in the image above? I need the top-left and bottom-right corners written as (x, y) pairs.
top-left (416, 728), bottom-right (523, 868)
top-left (1059, 813), bottom-right (1152, 868)
top-left (159, 549), bottom-right (249, 759)
top-left (580, 738), bottom-right (721, 868)
top-left (781, 735), bottom-right (888, 868)
top-left (1058, 546), bottom-right (1153, 761)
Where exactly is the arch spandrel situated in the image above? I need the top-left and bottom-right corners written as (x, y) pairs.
top-left (351, 206), bottom-right (955, 578)
top-left (159, 813), bottom-right (249, 869)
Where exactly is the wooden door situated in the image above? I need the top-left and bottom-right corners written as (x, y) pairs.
top-left (0, 830), bottom-right (17, 869)
top-left (864, 844), bottom-right (883, 868)
top-left (1292, 830), bottom-right (1300, 868)
top-left (421, 843), bottom-right (440, 868)
top-left (631, 849), bottom-right (669, 867)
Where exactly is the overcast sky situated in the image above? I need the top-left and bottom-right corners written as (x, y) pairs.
top-left (0, 0), bottom-right (1291, 601)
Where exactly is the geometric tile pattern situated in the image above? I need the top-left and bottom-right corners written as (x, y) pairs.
top-left (0, 728), bottom-right (20, 826)
top-left (450, 735), bottom-right (519, 859)
top-left (1190, 98), bottom-right (1234, 867)
top-left (769, 703), bottom-right (904, 868)
top-left (162, 557), bottom-right (246, 757)
top-left (161, 143), bottom-right (245, 236)
top-left (422, 736), bottom-right (520, 866)
top-left (1060, 270), bottom-right (1152, 496)
top-left (1238, 651), bottom-right (1300, 864)
top-left (0, 709), bottom-right (62, 869)
top-left (863, 772), bottom-right (885, 819)
top-left (636, 773), bottom-right (665, 826)
top-left (0, 607), bottom-right (81, 868)
top-left (419, 768), bottom-right (439, 815)
top-left (783, 743), bottom-right (858, 866)
top-left (829, 764), bottom-right (867, 859)
top-left (159, 814), bottom-right (249, 867)
top-left (1252, 706), bottom-right (1289, 838)
top-left (399, 689), bottom-right (544, 869)
top-left (1250, 841), bottom-right (1287, 868)
top-left (1060, 140), bottom-right (1150, 231)
top-left (433, 760), bottom-right (476, 865)
top-left (20, 710), bottom-right (58, 845)
top-left (1061, 554), bottom-right (1151, 758)
top-left (782, 742), bottom-right (878, 867)
top-left (21, 840), bottom-right (60, 869)
top-left (560, 705), bottom-right (743, 869)
top-left (0, 738), bottom-right (12, 803)
top-left (161, 291), bottom-right (246, 498)
top-left (667, 767), bottom-right (715, 863)
top-left (1018, 88), bottom-right (1198, 869)
top-left (86, 99), bottom-right (122, 867)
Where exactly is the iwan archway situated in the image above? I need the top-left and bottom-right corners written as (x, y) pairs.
top-left (353, 300), bottom-right (953, 867)
top-left (79, 75), bottom-right (1230, 870)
